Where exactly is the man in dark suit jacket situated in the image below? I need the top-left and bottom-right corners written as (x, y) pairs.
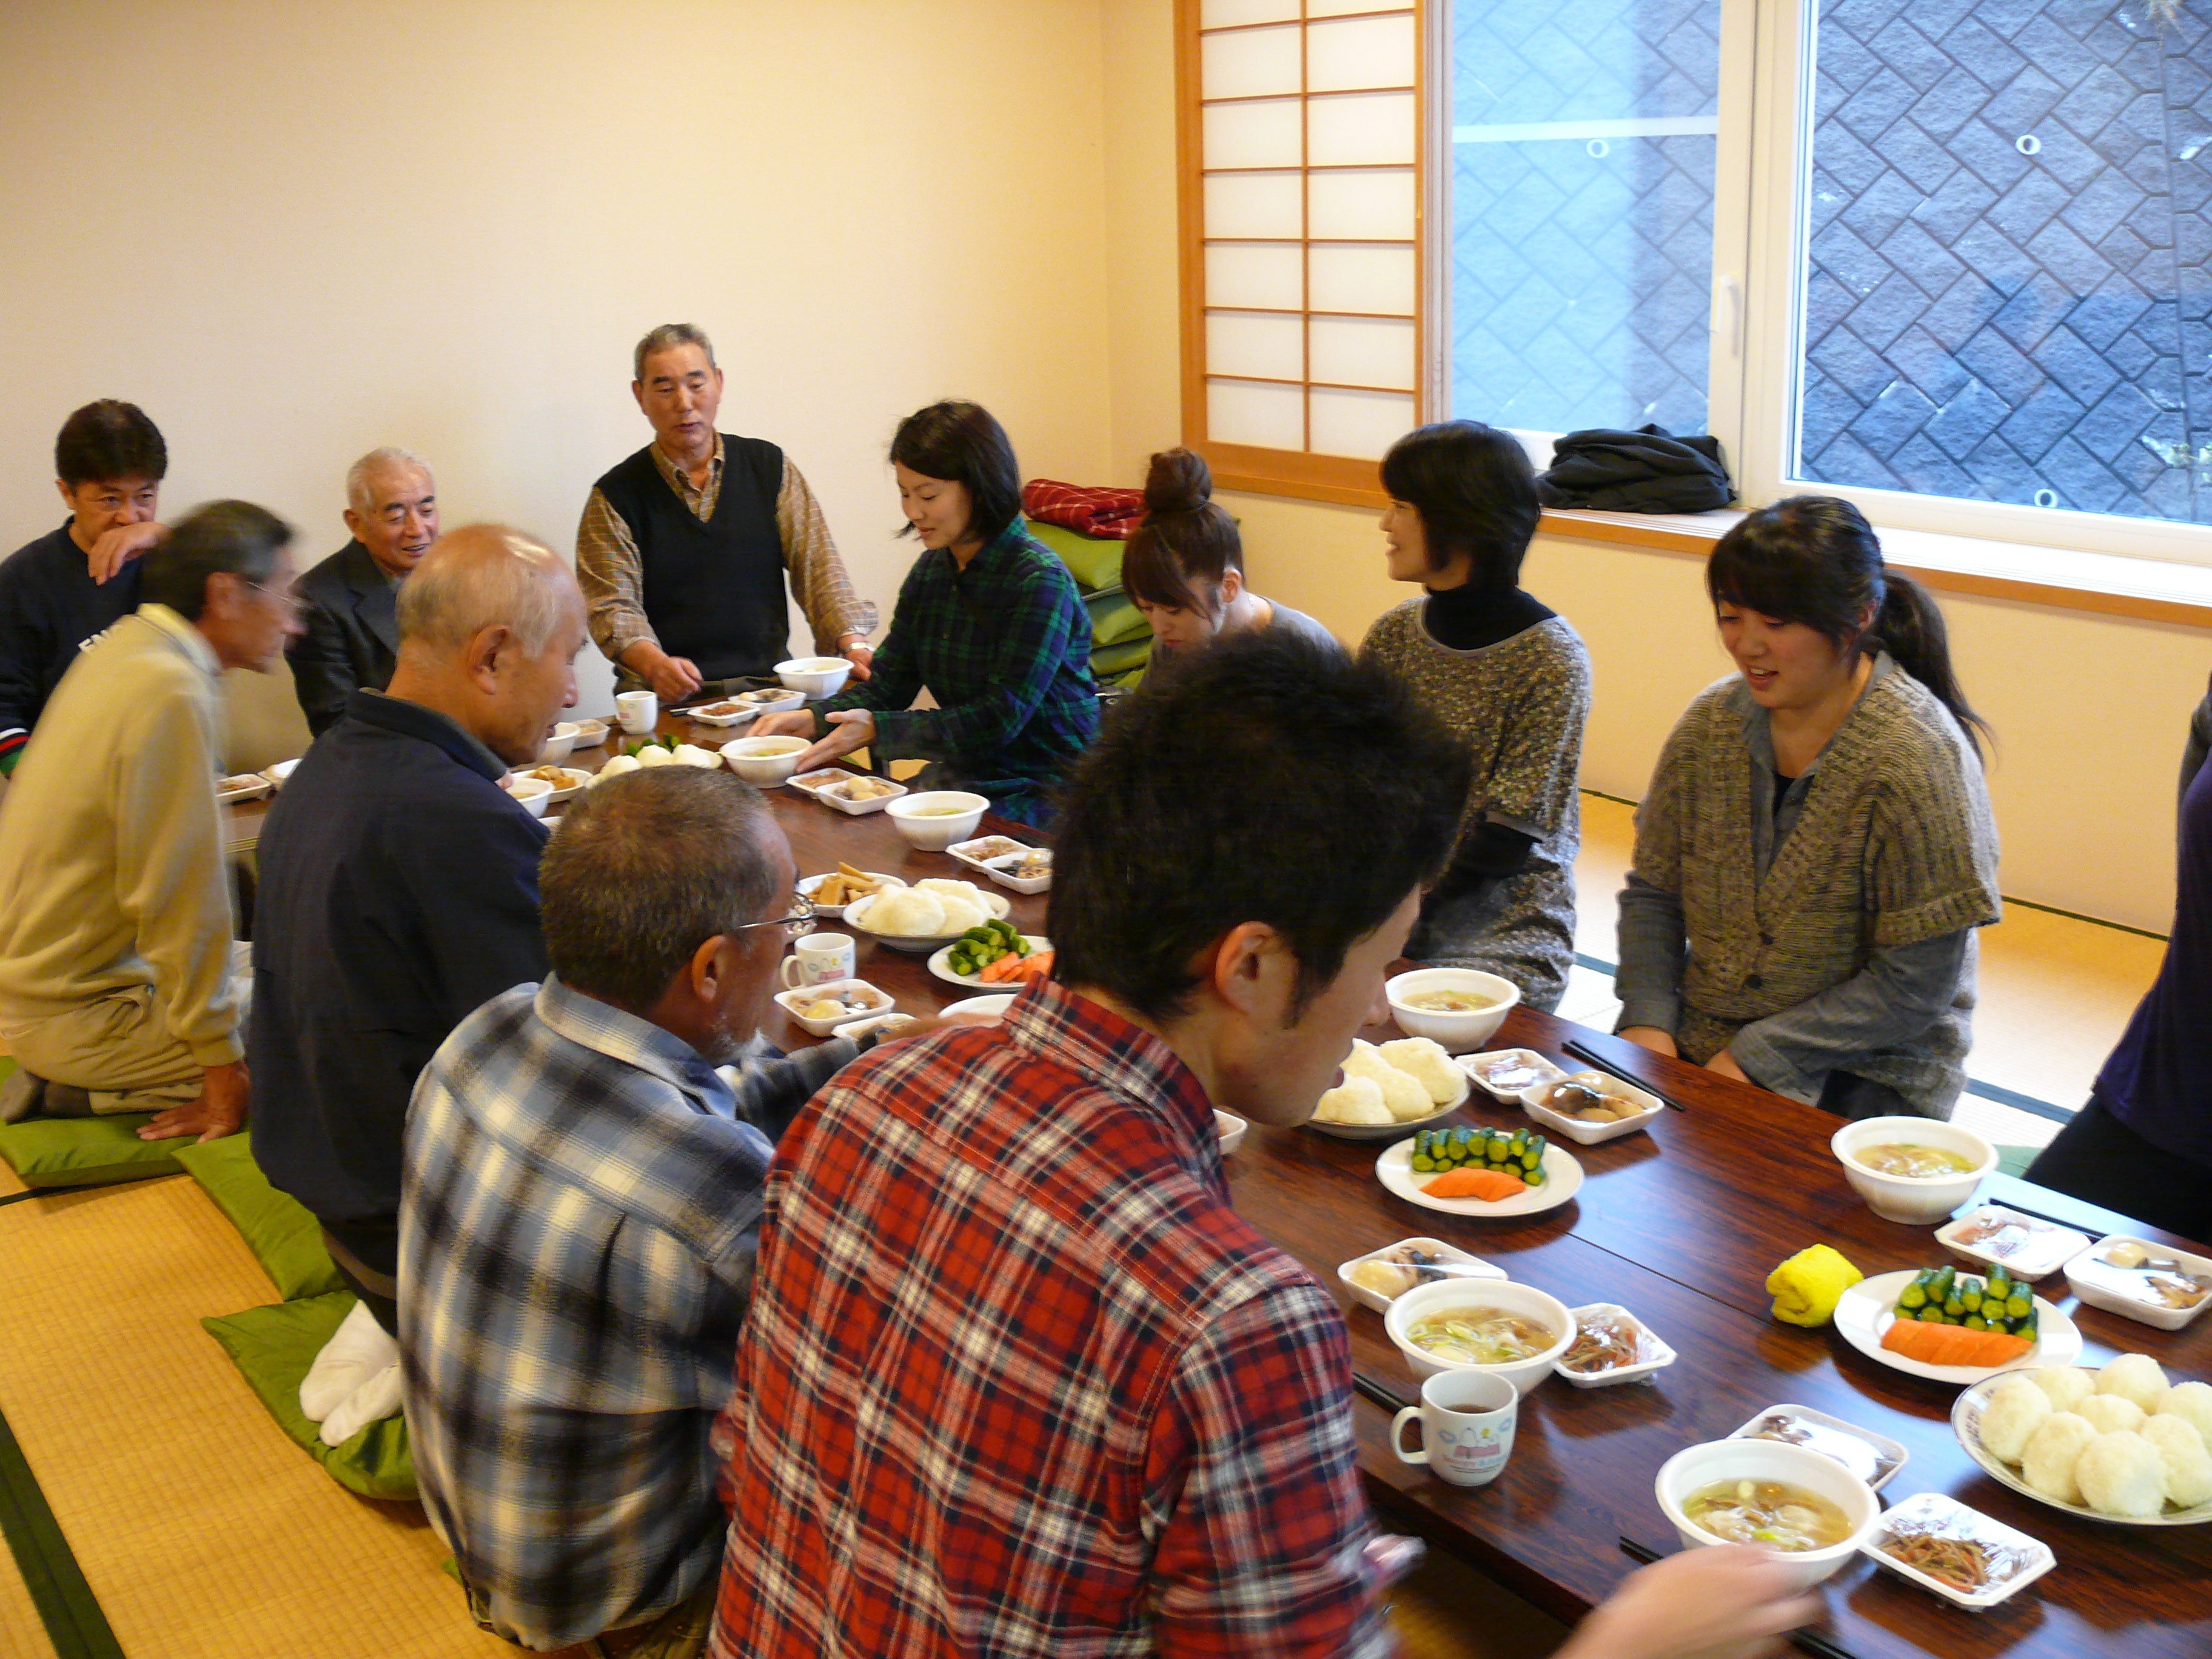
top-left (287, 447), bottom-right (438, 734)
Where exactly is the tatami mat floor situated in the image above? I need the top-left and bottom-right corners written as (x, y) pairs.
top-left (0, 791), bottom-right (2171, 1658)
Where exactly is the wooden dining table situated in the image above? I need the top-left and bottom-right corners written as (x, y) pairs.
top-left (230, 712), bottom-right (2212, 1658)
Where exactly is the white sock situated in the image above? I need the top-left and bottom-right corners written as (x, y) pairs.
top-left (318, 1357), bottom-right (404, 1447)
top-left (299, 1299), bottom-right (399, 1423)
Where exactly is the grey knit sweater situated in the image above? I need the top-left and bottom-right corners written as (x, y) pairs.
top-left (1359, 602), bottom-right (1589, 1011)
top-left (1620, 663), bottom-right (2000, 1116)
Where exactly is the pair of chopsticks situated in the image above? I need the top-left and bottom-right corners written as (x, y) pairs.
top-left (1561, 1038), bottom-right (1689, 1113)
top-left (1617, 1537), bottom-right (1857, 1659)
top-left (1351, 1370), bottom-right (1414, 1414)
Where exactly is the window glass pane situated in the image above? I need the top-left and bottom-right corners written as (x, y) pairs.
top-left (1202, 22), bottom-right (1302, 99)
top-left (1310, 166), bottom-right (1416, 238)
top-left (1210, 378), bottom-right (1309, 448)
top-left (1310, 242), bottom-right (1418, 313)
top-left (1204, 98), bottom-right (1304, 169)
top-left (1306, 13), bottom-right (1418, 92)
top-left (1207, 171), bottom-right (1304, 239)
top-left (1449, 0), bottom-right (1720, 433)
top-left (1309, 90), bottom-right (1419, 164)
top-left (1312, 315), bottom-right (1419, 389)
top-left (1207, 310), bottom-right (1307, 381)
top-left (1206, 241), bottom-right (1305, 309)
top-left (1310, 386), bottom-right (1419, 458)
top-left (1202, 0), bottom-right (1298, 25)
top-left (1795, 0), bottom-right (2211, 525)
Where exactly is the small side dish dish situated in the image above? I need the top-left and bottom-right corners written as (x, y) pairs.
top-left (1728, 1404), bottom-right (1907, 1490)
top-left (1461, 1048), bottom-right (1567, 1101)
top-left (1335, 1238), bottom-right (1506, 1313)
top-left (1554, 1304), bottom-right (1675, 1388)
top-left (2064, 1236), bottom-right (2212, 1331)
top-left (1861, 1492), bottom-right (2056, 1610)
top-left (1523, 1070), bottom-right (1661, 1145)
top-left (1937, 1206), bottom-right (2093, 1282)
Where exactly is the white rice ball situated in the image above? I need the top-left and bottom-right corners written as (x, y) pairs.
top-left (2021, 1413), bottom-right (2099, 1504)
top-left (1979, 1374), bottom-right (2055, 1464)
top-left (937, 894), bottom-right (989, 933)
top-left (2155, 1380), bottom-right (2212, 1449)
top-left (1341, 1041), bottom-right (1394, 1085)
top-left (2077, 1429), bottom-right (2168, 1518)
top-left (2141, 1413), bottom-right (2212, 1509)
top-left (2096, 1353), bottom-right (2172, 1415)
top-left (1378, 1038), bottom-right (1461, 1106)
top-left (2076, 1394), bottom-right (2148, 1436)
top-left (867, 887), bottom-right (945, 937)
top-left (588, 753), bottom-right (641, 786)
top-left (1373, 1065), bottom-right (1433, 1122)
top-left (671, 743), bottom-right (722, 768)
top-left (634, 743), bottom-right (673, 766)
top-left (2025, 1366), bottom-right (2095, 1413)
top-left (1315, 1076), bottom-right (1389, 1125)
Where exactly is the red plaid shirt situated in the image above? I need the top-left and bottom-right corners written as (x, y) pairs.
top-left (1022, 478), bottom-right (1147, 540)
top-left (708, 977), bottom-right (1388, 1659)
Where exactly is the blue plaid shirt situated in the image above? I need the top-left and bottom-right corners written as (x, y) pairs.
top-left (398, 976), bottom-right (856, 1649)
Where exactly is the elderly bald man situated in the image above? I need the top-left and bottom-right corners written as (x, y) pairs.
top-left (288, 447), bottom-right (441, 736)
top-left (250, 526), bottom-right (584, 1389)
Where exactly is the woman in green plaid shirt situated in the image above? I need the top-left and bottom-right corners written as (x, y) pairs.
top-left (759, 402), bottom-right (1097, 827)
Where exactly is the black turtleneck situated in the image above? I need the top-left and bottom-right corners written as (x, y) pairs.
top-left (1419, 581), bottom-right (1556, 652)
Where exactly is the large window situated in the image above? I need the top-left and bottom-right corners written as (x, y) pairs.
top-left (1175, 0), bottom-right (2212, 567)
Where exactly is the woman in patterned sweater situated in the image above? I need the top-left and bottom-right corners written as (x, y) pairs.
top-left (1358, 423), bottom-right (1590, 1012)
top-left (1615, 498), bottom-right (2001, 1119)
top-left (758, 402), bottom-right (1097, 828)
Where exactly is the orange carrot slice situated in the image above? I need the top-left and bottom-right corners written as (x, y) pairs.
top-left (1880, 1319), bottom-right (2033, 1368)
top-left (1422, 1167), bottom-right (1527, 1201)
top-left (978, 952), bottom-right (1022, 984)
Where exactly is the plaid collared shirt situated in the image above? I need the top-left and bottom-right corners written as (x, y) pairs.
top-left (399, 976), bottom-right (856, 1651)
top-left (575, 435), bottom-right (878, 674)
top-left (707, 977), bottom-right (1388, 1659)
top-left (819, 517), bottom-right (1096, 825)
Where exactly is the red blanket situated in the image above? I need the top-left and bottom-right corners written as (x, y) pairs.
top-left (1022, 478), bottom-right (1145, 540)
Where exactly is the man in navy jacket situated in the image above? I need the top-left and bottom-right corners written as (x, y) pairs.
top-left (250, 524), bottom-right (586, 1345)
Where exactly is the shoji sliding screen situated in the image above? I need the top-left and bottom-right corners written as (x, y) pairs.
top-left (1178, 0), bottom-right (1440, 506)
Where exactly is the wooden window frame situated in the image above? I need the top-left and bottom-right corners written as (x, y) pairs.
top-left (1176, 1), bottom-right (1448, 509)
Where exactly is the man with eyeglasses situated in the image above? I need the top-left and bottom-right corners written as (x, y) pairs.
top-left (287, 447), bottom-right (441, 736)
top-left (0, 501), bottom-right (303, 1136)
top-left (248, 525), bottom-right (585, 1447)
top-left (399, 765), bottom-right (902, 1658)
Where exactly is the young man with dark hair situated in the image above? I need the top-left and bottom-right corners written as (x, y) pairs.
top-left (0, 501), bottom-right (301, 1137)
top-left (401, 766), bottom-right (881, 1657)
top-left (708, 631), bottom-right (1816, 1659)
top-left (0, 400), bottom-right (170, 773)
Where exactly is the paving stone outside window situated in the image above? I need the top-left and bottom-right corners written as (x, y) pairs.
top-left (1800, 0), bottom-right (2212, 523)
top-left (1450, 0), bottom-right (1721, 435)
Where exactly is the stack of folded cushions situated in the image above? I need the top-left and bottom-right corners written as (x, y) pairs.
top-left (1026, 522), bottom-right (1153, 687)
top-left (177, 1132), bottom-right (415, 1501)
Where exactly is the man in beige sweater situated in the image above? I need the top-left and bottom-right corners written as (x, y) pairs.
top-left (0, 501), bottom-right (304, 1141)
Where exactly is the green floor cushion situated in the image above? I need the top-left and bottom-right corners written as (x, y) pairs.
top-left (1028, 521), bottom-right (1128, 594)
top-left (174, 1131), bottom-right (345, 1301)
top-left (0, 1113), bottom-right (182, 1188)
top-left (1085, 588), bottom-right (1152, 649)
top-left (201, 1292), bottom-right (416, 1501)
top-left (1091, 636), bottom-right (1155, 680)
top-left (1997, 1144), bottom-right (2040, 1180)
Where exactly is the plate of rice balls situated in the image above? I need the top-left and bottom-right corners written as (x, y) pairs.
top-left (1307, 1038), bottom-right (1469, 1140)
top-left (1955, 1356), bottom-right (2212, 1524)
top-left (844, 880), bottom-right (1011, 952)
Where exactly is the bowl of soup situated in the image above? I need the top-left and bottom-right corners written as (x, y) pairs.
top-left (1655, 1438), bottom-right (1881, 1589)
top-left (885, 791), bottom-right (990, 850)
top-left (1384, 968), bottom-right (1521, 1052)
top-left (1384, 1278), bottom-right (1573, 1394)
top-left (775, 655), bottom-right (853, 699)
top-left (1831, 1115), bottom-right (1997, 1225)
top-left (722, 735), bottom-right (813, 786)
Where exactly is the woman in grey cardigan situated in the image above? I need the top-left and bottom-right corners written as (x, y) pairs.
top-left (1359, 423), bottom-right (1589, 1012)
top-left (1616, 497), bottom-right (2001, 1119)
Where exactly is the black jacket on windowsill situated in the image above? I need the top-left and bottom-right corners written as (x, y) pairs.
top-left (1537, 424), bottom-right (1734, 514)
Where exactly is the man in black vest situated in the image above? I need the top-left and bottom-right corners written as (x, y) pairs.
top-left (576, 323), bottom-right (877, 702)
top-left (287, 447), bottom-right (440, 735)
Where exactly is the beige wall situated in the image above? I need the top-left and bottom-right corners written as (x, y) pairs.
top-left (1096, 2), bottom-right (2204, 935)
top-left (1, 0), bottom-right (1118, 768)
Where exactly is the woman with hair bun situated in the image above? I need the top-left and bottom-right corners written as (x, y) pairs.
top-left (1615, 496), bottom-right (2002, 1119)
top-left (1358, 421), bottom-right (1590, 1013)
top-left (756, 401), bottom-right (1096, 826)
top-left (1122, 449), bottom-right (1337, 657)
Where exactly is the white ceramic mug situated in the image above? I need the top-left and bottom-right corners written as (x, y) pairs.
top-left (1392, 1370), bottom-right (1517, 1488)
top-left (617, 689), bottom-right (659, 735)
top-left (780, 932), bottom-right (856, 988)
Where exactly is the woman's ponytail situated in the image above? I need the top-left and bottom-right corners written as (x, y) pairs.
top-left (1870, 573), bottom-right (1991, 761)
